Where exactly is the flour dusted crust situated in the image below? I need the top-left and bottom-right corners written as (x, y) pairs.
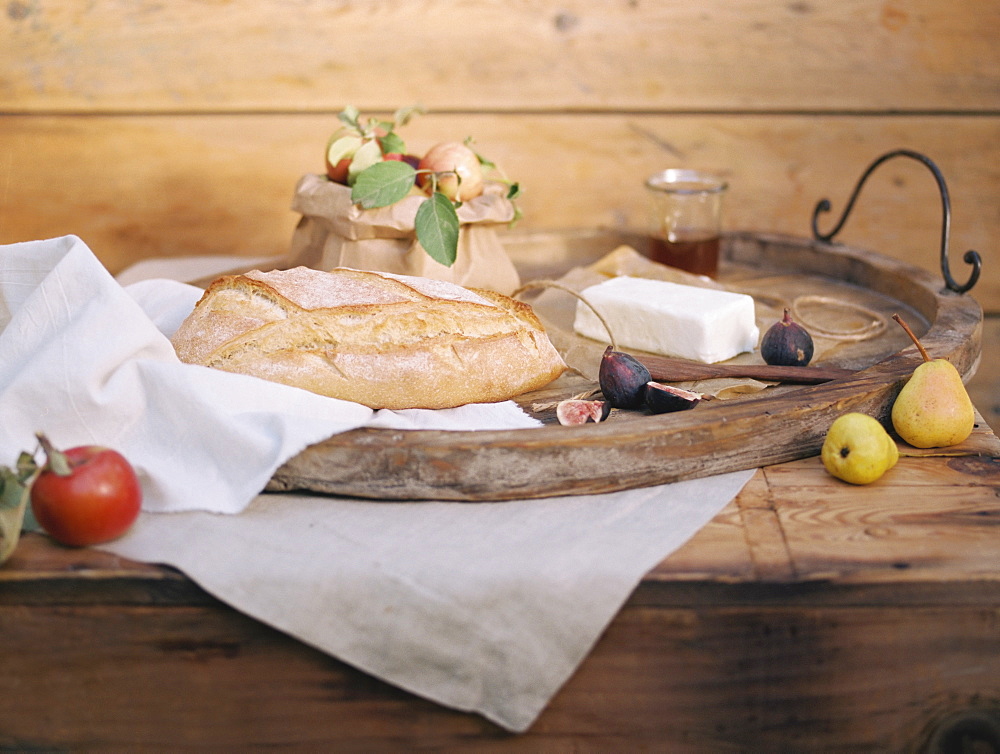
top-left (170, 266), bottom-right (566, 410)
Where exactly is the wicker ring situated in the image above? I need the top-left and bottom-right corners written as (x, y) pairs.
top-left (791, 295), bottom-right (888, 342)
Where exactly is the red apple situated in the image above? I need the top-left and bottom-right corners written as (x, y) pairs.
top-left (384, 152), bottom-right (421, 170)
top-left (325, 130), bottom-right (364, 184)
top-left (326, 158), bottom-right (351, 184)
top-left (325, 124), bottom-right (399, 184)
top-left (30, 435), bottom-right (142, 547)
top-left (417, 142), bottom-right (485, 201)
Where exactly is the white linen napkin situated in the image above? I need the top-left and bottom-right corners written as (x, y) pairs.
top-left (1, 236), bottom-right (755, 732)
top-left (0, 236), bottom-right (540, 514)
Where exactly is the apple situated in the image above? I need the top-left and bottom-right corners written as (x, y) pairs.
top-left (417, 141), bottom-right (484, 201)
top-left (30, 435), bottom-right (142, 547)
top-left (326, 158), bottom-right (352, 184)
top-left (325, 123), bottom-right (408, 185)
top-left (325, 129), bottom-right (364, 184)
top-left (384, 152), bottom-right (421, 170)
top-left (345, 138), bottom-right (387, 185)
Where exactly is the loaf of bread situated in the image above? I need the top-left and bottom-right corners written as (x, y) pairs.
top-left (170, 266), bottom-right (566, 410)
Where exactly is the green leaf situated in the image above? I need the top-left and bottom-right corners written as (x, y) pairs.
top-left (15, 451), bottom-right (37, 481)
top-left (365, 119), bottom-right (393, 138)
top-left (0, 455), bottom-right (39, 564)
top-left (464, 137), bottom-right (496, 171)
top-left (351, 160), bottom-right (417, 208)
top-left (393, 104), bottom-right (425, 128)
top-left (415, 193), bottom-right (460, 267)
top-left (506, 182), bottom-right (521, 201)
top-left (378, 131), bottom-right (406, 156)
top-left (1, 453), bottom-right (38, 509)
top-left (338, 105), bottom-right (361, 130)
top-left (21, 504), bottom-right (40, 533)
top-left (0, 468), bottom-right (21, 510)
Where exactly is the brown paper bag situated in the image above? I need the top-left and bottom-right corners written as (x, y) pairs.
top-left (289, 173), bottom-right (521, 294)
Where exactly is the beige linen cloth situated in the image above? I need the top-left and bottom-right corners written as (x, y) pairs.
top-left (0, 236), bottom-right (754, 733)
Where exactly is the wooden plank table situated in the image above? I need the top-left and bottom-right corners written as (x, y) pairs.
top-left (2, 414), bottom-right (998, 751)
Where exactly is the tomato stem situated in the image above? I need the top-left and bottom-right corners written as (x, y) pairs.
top-left (35, 432), bottom-right (72, 477)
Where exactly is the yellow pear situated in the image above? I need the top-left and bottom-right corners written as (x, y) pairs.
top-left (822, 412), bottom-right (899, 485)
top-left (890, 314), bottom-right (975, 448)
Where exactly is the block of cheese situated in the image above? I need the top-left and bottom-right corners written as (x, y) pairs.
top-left (574, 276), bottom-right (759, 363)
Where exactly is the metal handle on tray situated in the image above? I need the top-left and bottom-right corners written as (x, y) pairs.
top-left (811, 148), bottom-right (982, 294)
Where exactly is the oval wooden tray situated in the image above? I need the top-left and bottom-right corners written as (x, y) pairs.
top-left (266, 231), bottom-right (983, 501)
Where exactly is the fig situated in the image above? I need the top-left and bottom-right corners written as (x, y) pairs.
top-left (599, 346), bottom-right (652, 409)
top-left (556, 399), bottom-right (611, 426)
top-left (645, 382), bottom-right (703, 414)
top-left (760, 308), bottom-right (814, 367)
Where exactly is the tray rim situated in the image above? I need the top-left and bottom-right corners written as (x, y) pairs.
top-left (267, 230), bottom-right (983, 501)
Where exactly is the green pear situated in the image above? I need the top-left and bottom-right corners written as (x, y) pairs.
top-left (890, 314), bottom-right (975, 448)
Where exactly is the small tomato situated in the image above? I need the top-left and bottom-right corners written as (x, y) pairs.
top-left (30, 435), bottom-right (142, 547)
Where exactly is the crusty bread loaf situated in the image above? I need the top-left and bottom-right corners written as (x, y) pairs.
top-left (170, 266), bottom-right (566, 410)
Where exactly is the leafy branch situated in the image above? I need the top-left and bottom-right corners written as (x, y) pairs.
top-left (325, 106), bottom-right (519, 268)
top-left (0, 449), bottom-right (41, 564)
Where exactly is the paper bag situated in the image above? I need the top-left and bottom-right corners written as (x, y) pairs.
top-left (289, 173), bottom-right (521, 294)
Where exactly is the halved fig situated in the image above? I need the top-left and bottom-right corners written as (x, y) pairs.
top-left (644, 381), bottom-right (702, 414)
top-left (556, 399), bottom-right (612, 426)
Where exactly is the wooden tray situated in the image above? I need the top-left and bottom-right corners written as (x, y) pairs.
top-left (266, 231), bottom-right (983, 501)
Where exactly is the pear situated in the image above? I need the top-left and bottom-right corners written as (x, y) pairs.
top-left (890, 314), bottom-right (975, 448)
top-left (822, 412), bottom-right (899, 485)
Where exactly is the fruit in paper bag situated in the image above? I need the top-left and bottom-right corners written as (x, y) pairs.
top-left (30, 434), bottom-right (142, 547)
top-left (890, 314), bottom-right (974, 448)
top-left (760, 308), bottom-right (813, 367)
top-left (325, 129), bottom-right (365, 184)
top-left (329, 105), bottom-right (520, 268)
top-left (324, 105), bottom-right (417, 185)
top-left (417, 141), bottom-right (485, 202)
top-left (821, 413), bottom-right (899, 485)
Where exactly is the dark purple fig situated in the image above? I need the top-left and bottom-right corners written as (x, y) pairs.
top-left (760, 308), bottom-right (814, 367)
top-left (645, 381), bottom-right (703, 414)
top-left (555, 399), bottom-right (611, 426)
top-left (599, 346), bottom-right (652, 409)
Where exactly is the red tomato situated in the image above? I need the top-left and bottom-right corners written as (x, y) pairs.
top-left (30, 441), bottom-right (142, 547)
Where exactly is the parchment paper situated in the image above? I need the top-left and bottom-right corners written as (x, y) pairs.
top-left (527, 245), bottom-right (783, 398)
top-left (289, 173), bottom-right (521, 294)
top-left (1, 236), bottom-right (756, 733)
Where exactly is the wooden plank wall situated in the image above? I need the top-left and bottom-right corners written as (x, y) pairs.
top-left (1, 0), bottom-right (997, 427)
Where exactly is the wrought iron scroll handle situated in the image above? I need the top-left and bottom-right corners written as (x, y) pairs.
top-left (811, 149), bottom-right (982, 294)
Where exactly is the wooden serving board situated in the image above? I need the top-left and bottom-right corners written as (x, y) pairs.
top-left (266, 231), bottom-right (983, 501)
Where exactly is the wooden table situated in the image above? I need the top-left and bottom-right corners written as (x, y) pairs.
top-left (2, 414), bottom-right (998, 751)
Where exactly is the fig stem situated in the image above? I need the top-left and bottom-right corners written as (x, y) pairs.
top-left (892, 313), bottom-right (931, 362)
top-left (512, 279), bottom-right (618, 351)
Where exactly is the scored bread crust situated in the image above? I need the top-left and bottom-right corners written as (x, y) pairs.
top-left (169, 266), bottom-right (566, 410)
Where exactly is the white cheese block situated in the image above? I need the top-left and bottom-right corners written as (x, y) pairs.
top-left (574, 276), bottom-right (759, 363)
